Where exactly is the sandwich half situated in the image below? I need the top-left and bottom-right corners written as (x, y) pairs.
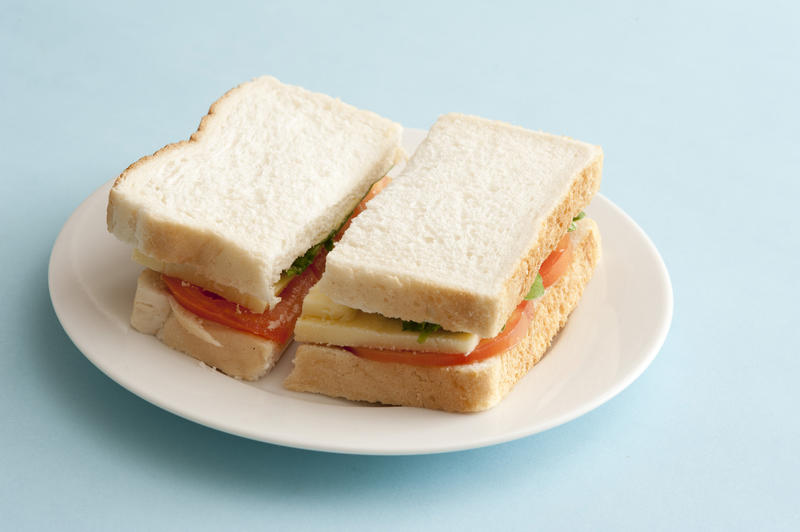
top-left (107, 76), bottom-right (403, 380)
top-left (284, 113), bottom-right (602, 411)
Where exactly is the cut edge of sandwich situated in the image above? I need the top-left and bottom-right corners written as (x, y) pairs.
top-left (283, 217), bottom-right (601, 412)
top-left (107, 75), bottom-right (405, 313)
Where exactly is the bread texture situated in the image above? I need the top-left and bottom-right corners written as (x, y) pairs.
top-left (318, 113), bottom-right (602, 338)
top-left (284, 218), bottom-right (601, 412)
top-left (108, 76), bottom-right (404, 312)
top-left (131, 269), bottom-right (289, 380)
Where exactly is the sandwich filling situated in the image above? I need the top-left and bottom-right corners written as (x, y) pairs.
top-left (154, 177), bottom-right (392, 345)
top-left (294, 213), bottom-right (584, 366)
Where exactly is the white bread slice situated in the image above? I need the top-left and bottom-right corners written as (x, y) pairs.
top-left (317, 114), bottom-right (602, 337)
top-left (284, 218), bottom-right (600, 412)
top-left (108, 76), bottom-right (404, 312)
top-left (131, 269), bottom-right (289, 380)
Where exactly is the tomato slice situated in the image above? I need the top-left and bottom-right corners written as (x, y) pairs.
top-left (349, 231), bottom-right (575, 367)
top-left (162, 250), bottom-right (326, 344)
top-left (539, 232), bottom-right (573, 288)
top-left (349, 299), bottom-right (535, 366)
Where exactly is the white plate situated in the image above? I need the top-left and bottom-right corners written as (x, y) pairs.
top-left (49, 129), bottom-right (672, 455)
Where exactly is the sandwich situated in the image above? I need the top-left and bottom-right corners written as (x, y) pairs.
top-left (284, 113), bottom-right (603, 412)
top-left (106, 76), bottom-right (403, 380)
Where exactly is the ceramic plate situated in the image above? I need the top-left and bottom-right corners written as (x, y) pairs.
top-left (49, 129), bottom-right (672, 455)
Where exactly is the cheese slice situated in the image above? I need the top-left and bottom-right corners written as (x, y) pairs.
top-left (296, 286), bottom-right (479, 353)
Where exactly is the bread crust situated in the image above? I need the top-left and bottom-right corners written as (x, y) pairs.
top-left (131, 269), bottom-right (289, 381)
top-left (501, 150), bottom-right (602, 333)
top-left (283, 218), bottom-right (601, 412)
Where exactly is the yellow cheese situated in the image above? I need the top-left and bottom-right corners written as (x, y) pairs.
top-left (296, 286), bottom-right (479, 353)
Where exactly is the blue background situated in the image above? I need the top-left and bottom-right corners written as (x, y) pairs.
top-left (2, 1), bottom-right (798, 530)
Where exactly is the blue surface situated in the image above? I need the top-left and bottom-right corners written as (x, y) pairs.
top-left (2, 1), bottom-right (798, 529)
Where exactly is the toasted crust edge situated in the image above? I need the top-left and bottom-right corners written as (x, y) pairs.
top-left (283, 218), bottom-right (601, 412)
top-left (131, 269), bottom-right (289, 381)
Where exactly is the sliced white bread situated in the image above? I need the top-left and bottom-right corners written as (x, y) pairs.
top-left (132, 269), bottom-right (288, 380)
top-left (317, 113), bottom-right (602, 338)
top-left (108, 76), bottom-right (404, 313)
top-left (284, 218), bottom-right (601, 412)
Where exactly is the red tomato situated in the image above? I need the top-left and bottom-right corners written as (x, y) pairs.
top-left (162, 250), bottom-right (326, 344)
top-left (350, 299), bottom-right (535, 367)
top-left (539, 233), bottom-right (573, 288)
top-left (468, 299), bottom-right (537, 360)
